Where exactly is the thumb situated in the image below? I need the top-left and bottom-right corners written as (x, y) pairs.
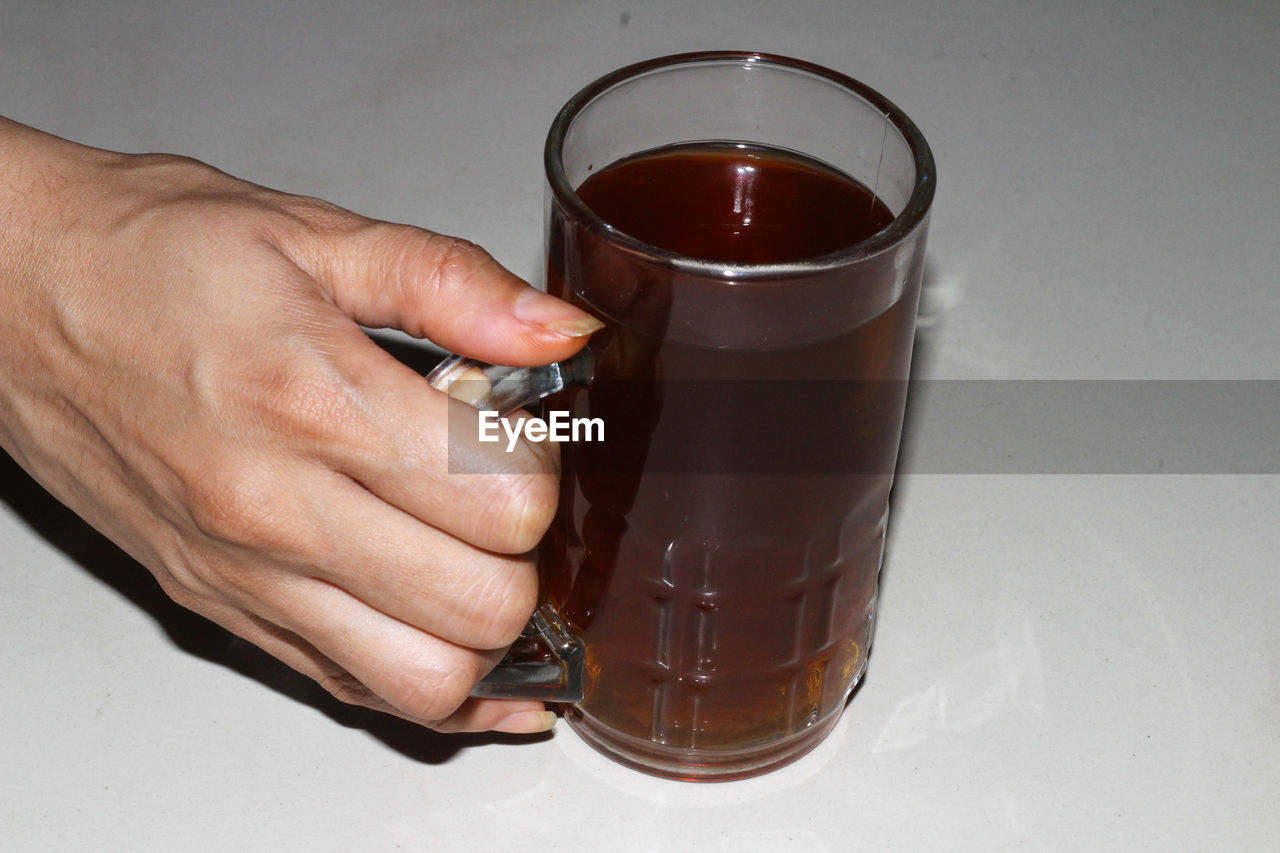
top-left (293, 219), bottom-right (603, 366)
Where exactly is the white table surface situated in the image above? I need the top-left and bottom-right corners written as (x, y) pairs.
top-left (2, 1), bottom-right (1277, 850)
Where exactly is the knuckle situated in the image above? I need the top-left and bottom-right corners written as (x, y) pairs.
top-left (243, 361), bottom-right (359, 446)
top-left (150, 560), bottom-right (227, 612)
top-left (230, 356), bottom-right (392, 470)
top-left (185, 465), bottom-right (271, 545)
top-left (184, 459), bottom-right (305, 554)
top-left (428, 233), bottom-right (494, 281)
top-left (389, 659), bottom-right (474, 723)
top-left (472, 471), bottom-right (560, 554)
top-left (353, 226), bottom-right (511, 338)
top-left (461, 561), bottom-right (539, 649)
top-left (407, 232), bottom-right (496, 300)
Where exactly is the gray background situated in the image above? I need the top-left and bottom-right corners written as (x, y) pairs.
top-left (2, 1), bottom-right (1277, 851)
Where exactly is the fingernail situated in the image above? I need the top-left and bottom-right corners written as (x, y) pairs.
top-left (544, 316), bottom-right (607, 338)
top-left (444, 366), bottom-right (492, 406)
top-left (493, 710), bottom-right (558, 734)
top-left (513, 289), bottom-right (605, 338)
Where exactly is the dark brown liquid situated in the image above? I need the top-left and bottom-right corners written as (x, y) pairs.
top-left (576, 142), bottom-right (894, 264)
top-left (542, 142), bottom-right (922, 770)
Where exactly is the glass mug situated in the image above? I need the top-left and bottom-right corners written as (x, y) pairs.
top-left (429, 52), bottom-right (935, 781)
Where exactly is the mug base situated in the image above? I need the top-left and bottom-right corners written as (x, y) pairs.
top-left (563, 704), bottom-right (845, 782)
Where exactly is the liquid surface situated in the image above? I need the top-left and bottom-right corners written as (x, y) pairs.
top-left (576, 142), bottom-right (894, 264)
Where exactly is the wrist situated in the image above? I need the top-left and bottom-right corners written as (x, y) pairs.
top-left (0, 115), bottom-right (123, 236)
top-left (0, 117), bottom-right (124, 301)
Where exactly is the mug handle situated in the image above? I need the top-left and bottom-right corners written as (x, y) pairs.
top-left (425, 350), bottom-right (594, 702)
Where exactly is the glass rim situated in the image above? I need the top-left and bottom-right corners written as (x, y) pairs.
top-left (544, 51), bottom-right (937, 279)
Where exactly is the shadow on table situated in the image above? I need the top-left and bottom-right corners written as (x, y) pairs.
top-left (0, 336), bottom-right (548, 765)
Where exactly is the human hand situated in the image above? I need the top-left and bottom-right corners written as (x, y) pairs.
top-left (0, 118), bottom-right (600, 733)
